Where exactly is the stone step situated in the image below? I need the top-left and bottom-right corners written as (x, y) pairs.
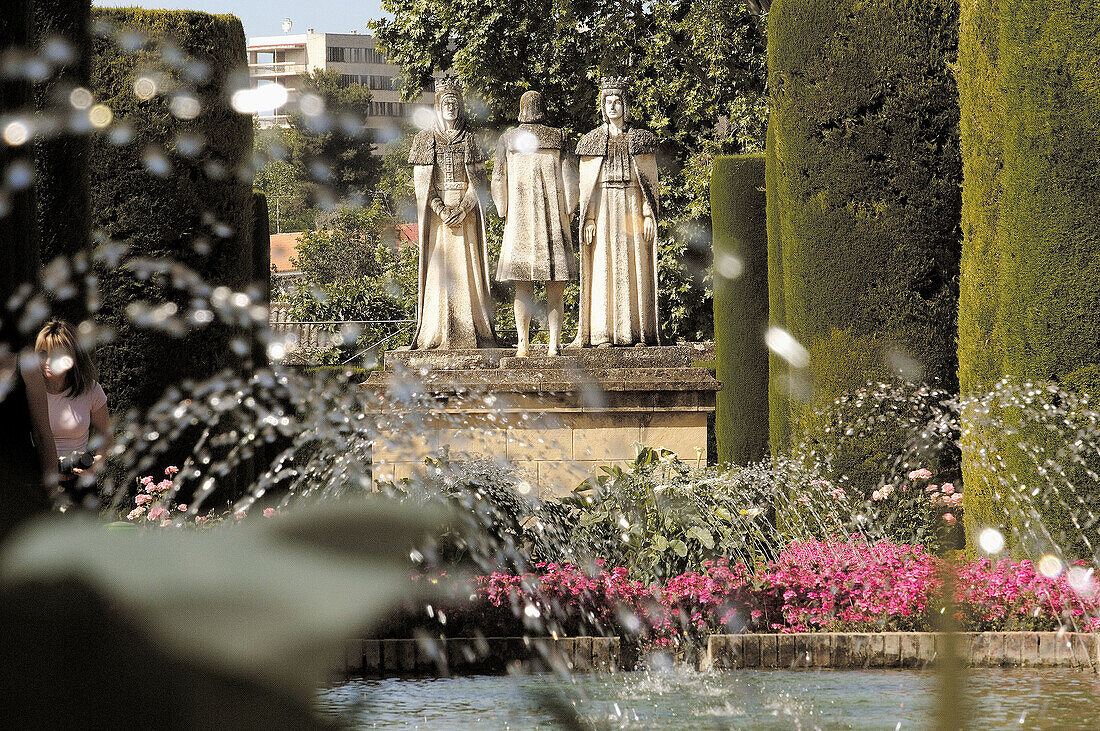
top-left (384, 343), bottom-right (716, 372)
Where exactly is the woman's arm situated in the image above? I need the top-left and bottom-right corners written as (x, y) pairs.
top-left (19, 356), bottom-right (57, 481)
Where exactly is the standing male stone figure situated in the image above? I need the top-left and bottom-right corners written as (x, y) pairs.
top-left (573, 77), bottom-right (660, 347)
top-left (407, 77), bottom-right (497, 350)
top-left (492, 91), bottom-right (578, 357)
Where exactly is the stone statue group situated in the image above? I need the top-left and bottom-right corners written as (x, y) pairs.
top-left (407, 76), bottom-right (660, 356)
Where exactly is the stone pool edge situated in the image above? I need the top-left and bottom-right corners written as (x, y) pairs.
top-left (340, 632), bottom-right (1097, 678)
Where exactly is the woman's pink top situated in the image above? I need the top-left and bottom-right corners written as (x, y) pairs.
top-left (47, 382), bottom-right (107, 458)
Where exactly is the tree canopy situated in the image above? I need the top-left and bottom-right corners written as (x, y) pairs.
top-left (252, 70), bottom-right (380, 233)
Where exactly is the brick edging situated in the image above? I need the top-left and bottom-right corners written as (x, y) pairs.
top-left (703, 632), bottom-right (1098, 670)
top-left (342, 636), bottom-right (620, 677)
top-left (340, 632), bottom-right (1097, 678)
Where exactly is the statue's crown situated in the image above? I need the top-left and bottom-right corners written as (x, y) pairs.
top-left (599, 76), bottom-right (629, 92)
top-left (436, 75), bottom-right (463, 96)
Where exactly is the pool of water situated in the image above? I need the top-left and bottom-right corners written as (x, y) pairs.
top-left (317, 667), bottom-right (1100, 729)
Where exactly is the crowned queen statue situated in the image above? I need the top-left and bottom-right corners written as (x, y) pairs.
top-left (407, 77), bottom-right (497, 350)
top-left (572, 77), bottom-right (660, 348)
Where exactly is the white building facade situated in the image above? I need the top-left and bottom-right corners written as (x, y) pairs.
top-left (247, 31), bottom-right (439, 133)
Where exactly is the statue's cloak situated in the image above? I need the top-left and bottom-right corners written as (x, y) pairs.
top-left (573, 125), bottom-right (660, 346)
top-left (407, 127), bottom-right (496, 348)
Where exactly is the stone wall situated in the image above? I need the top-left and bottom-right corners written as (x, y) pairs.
top-left (339, 632), bottom-right (1099, 678)
top-left (366, 344), bottom-right (718, 496)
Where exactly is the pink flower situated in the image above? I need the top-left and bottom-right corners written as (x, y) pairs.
top-left (234, 511), bottom-right (246, 520)
top-left (165, 466), bottom-right (179, 476)
top-left (154, 479), bottom-right (172, 493)
top-left (908, 468), bottom-right (933, 480)
top-left (943, 513), bottom-right (957, 525)
top-left (140, 476), bottom-right (154, 486)
top-left (263, 508), bottom-right (275, 518)
top-left (127, 506), bottom-right (146, 520)
top-left (135, 494), bottom-right (152, 505)
top-left (177, 504), bottom-right (187, 512)
top-left (147, 506), bottom-right (169, 521)
top-left (195, 516), bottom-right (207, 524)
top-left (941, 483), bottom-right (955, 494)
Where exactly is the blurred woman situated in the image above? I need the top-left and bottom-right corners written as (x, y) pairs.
top-left (35, 320), bottom-right (112, 490)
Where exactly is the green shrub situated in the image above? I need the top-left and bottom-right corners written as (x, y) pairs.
top-left (958, 0), bottom-right (1100, 557)
top-left (89, 8), bottom-right (253, 416)
top-left (765, 0), bottom-right (962, 487)
top-left (711, 154), bottom-right (768, 465)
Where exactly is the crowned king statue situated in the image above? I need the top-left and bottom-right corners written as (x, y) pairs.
top-left (572, 77), bottom-right (660, 348)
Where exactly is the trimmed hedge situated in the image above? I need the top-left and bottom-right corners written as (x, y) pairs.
top-left (34, 0), bottom-right (92, 309)
top-left (765, 0), bottom-right (962, 487)
top-left (89, 8), bottom-right (253, 416)
top-left (711, 154), bottom-right (769, 465)
top-left (765, 121), bottom-right (790, 454)
top-left (958, 1), bottom-right (1100, 557)
top-left (0, 1), bottom-right (39, 314)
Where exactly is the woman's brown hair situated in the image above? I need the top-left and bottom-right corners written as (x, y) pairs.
top-left (34, 320), bottom-right (98, 397)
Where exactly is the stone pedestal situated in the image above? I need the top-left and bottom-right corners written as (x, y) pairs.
top-left (363, 343), bottom-right (718, 497)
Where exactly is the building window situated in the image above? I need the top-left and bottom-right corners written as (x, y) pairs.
top-left (327, 46), bottom-right (388, 65)
top-left (367, 101), bottom-right (406, 117)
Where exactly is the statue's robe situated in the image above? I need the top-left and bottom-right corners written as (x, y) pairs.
top-left (573, 125), bottom-right (660, 347)
top-left (408, 126), bottom-right (497, 350)
top-left (491, 123), bottom-right (578, 282)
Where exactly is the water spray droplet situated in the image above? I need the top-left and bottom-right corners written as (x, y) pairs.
top-left (88, 104), bottom-right (113, 128)
top-left (765, 327), bottom-right (810, 369)
top-left (231, 84), bottom-right (288, 114)
top-left (133, 76), bottom-right (157, 100)
top-left (978, 527), bottom-right (1005, 554)
top-left (3, 121), bottom-right (31, 146)
top-left (69, 87), bottom-right (94, 109)
top-left (5, 160), bottom-right (34, 190)
top-left (170, 93), bottom-right (201, 120)
top-left (714, 251), bottom-right (743, 280)
top-left (1037, 554), bottom-right (1063, 578)
top-left (412, 106), bottom-right (435, 130)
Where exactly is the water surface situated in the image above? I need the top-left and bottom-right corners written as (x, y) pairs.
top-left (318, 667), bottom-right (1100, 729)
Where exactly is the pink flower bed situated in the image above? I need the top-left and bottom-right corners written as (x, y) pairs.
top-left (470, 540), bottom-right (1100, 644)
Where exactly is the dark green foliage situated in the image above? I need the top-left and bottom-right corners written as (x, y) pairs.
top-left (711, 154), bottom-right (768, 464)
top-left (958, 0), bottom-right (1100, 556)
top-left (0, 0), bottom-right (49, 540)
top-left (34, 0), bottom-right (92, 319)
top-left (765, 0), bottom-right (962, 487)
top-left (291, 69), bottom-right (378, 207)
top-left (89, 8), bottom-right (253, 416)
top-left (285, 203), bottom-right (414, 361)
